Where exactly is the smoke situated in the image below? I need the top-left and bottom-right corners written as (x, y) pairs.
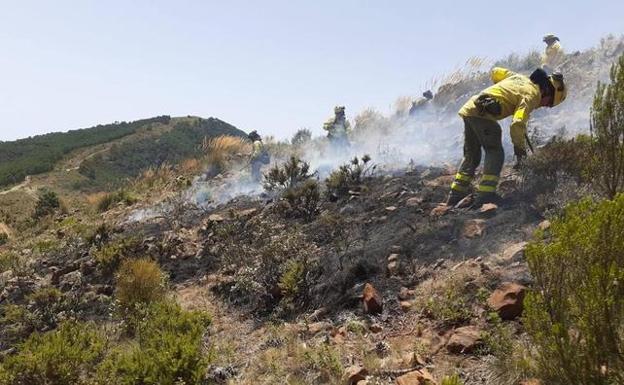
top-left (125, 35), bottom-right (624, 224)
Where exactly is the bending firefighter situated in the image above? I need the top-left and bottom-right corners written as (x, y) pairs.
top-left (323, 105), bottom-right (351, 149)
top-left (446, 67), bottom-right (566, 207)
top-left (248, 130), bottom-right (270, 182)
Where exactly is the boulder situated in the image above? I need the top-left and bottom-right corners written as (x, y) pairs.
top-left (446, 326), bottom-right (482, 354)
top-left (396, 369), bottom-right (436, 385)
top-left (362, 283), bottom-right (383, 314)
top-left (461, 219), bottom-right (486, 238)
top-left (345, 365), bottom-right (368, 385)
top-left (487, 282), bottom-right (527, 320)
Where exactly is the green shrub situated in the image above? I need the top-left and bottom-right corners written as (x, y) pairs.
top-left (325, 155), bottom-right (375, 200)
top-left (92, 236), bottom-right (142, 272)
top-left (590, 53), bottom-right (624, 198)
top-left (97, 301), bottom-right (211, 385)
top-left (302, 344), bottom-right (343, 384)
top-left (33, 188), bottom-right (60, 218)
top-left (264, 156), bottom-right (320, 220)
top-left (96, 189), bottom-right (138, 212)
top-left (115, 258), bottom-right (166, 313)
top-left (0, 321), bottom-right (106, 385)
top-left (416, 272), bottom-right (475, 327)
top-left (440, 374), bottom-right (463, 385)
top-left (524, 195), bottom-right (624, 384)
top-left (0, 251), bottom-right (22, 273)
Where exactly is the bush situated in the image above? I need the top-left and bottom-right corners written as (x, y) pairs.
top-left (523, 195), bottom-right (624, 384)
top-left (590, 53), bottom-right (624, 198)
top-left (440, 374), bottom-right (463, 385)
top-left (325, 155), bottom-right (375, 200)
top-left (115, 259), bottom-right (166, 313)
top-left (97, 301), bottom-right (211, 385)
top-left (0, 321), bottom-right (106, 385)
top-left (202, 135), bottom-right (248, 174)
top-left (415, 272), bottom-right (475, 327)
top-left (33, 188), bottom-right (60, 218)
top-left (291, 128), bottom-right (312, 147)
top-left (0, 232), bottom-right (7, 246)
top-left (96, 189), bottom-right (138, 212)
top-left (92, 236), bottom-right (142, 272)
top-left (264, 156), bottom-right (320, 220)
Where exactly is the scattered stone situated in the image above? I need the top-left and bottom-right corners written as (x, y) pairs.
top-left (387, 260), bottom-right (399, 276)
top-left (207, 214), bottom-right (224, 222)
top-left (502, 242), bottom-right (527, 262)
top-left (446, 326), bottom-right (483, 354)
top-left (406, 197), bottom-right (423, 207)
top-left (345, 365), bottom-right (368, 385)
top-left (461, 219), bottom-right (486, 238)
top-left (520, 380), bottom-right (542, 385)
top-left (401, 352), bottom-right (426, 368)
top-left (487, 282), bottom-right (527, 320)
top-left (369, 323), bottom-right (383, 333)
top-left (362, 283), bottom-right (383, 314)
top-left (538, 220), bottom-right (551, 231)
top-left (479, 203), bottom-right (498, 216)
top-left (387, 254), bottom-right (399, 262)
top-left (396, 368), bottom-right (436, 385)
top-left (59, 271), bottom-right (82, 291)
top-left (385, 206), bottom-right (397, 212)
top-left (432, 258), bottom-right (445, 270)
top-left (399, 301), bottom-right (412, 312)
top-left (307, 321), bottom-right (332, 335)
top-left (398, 287), bottom-right (415, 301)
top-left (429, 204), bottom-right (450, 217)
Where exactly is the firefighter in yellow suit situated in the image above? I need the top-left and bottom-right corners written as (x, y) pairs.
top-left (542, 34), bottom-right (565, 72)
top-left (446, 67), bottom-right (567, 207)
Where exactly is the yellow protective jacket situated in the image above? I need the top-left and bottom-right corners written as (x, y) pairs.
top-left (251, 140), bottom-right (264, 159)
top-left (542, 41), bottom-right (565, 68)
top-left (459, 67), bottom-right (541, 150)
top-left (323, 116), bottom-right (351, 138)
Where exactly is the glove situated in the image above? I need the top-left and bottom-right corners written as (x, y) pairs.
top-left (513, 146), bottom-right (527, 170)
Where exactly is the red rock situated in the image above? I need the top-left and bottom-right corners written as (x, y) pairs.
top-left (487, 282), bottom-right (527, 320)
top-left (461, 219), bottom-right (486, 238)
top-left (345, 365), bottom-right (368, 385)
top-left (446, 326), bottom-right (482, 354)
top-left (362, 283), bottom-right (383, 314)
top-left (396, 368), bottom-right (436, 385)
top-left (429, 204), bottom-right (451, 217)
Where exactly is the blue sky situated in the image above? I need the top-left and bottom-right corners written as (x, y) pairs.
top-left (1, 0), bottom-right (623, 141)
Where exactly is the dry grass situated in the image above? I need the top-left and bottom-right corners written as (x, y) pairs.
top-left (202, 135), bottom-right (249, 172)
top-left (132, 163), bottom-right (176, 191)
top-left (115, 258), bottom-right (167, 310)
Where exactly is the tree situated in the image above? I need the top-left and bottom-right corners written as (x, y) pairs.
top-left (590, 53), bottom-right (624, 198)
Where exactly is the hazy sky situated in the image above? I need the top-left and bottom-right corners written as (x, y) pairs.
top-left (1, 1), bottom-right (623, 141)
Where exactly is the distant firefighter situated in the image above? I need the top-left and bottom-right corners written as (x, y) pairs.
top-left (323, 105), bottom-right (351, 149)
top-left (248, 130), bottom-right (270, 182)
top-left (542, 34), bottom-right (565, 73)
top-left (408, 90), bottom-right (433, 116)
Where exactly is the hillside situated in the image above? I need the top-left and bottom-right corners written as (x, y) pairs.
top-left (0, 115), bottom-right (247, 191)
top-left (0, 35), bottom-right (623, 385)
